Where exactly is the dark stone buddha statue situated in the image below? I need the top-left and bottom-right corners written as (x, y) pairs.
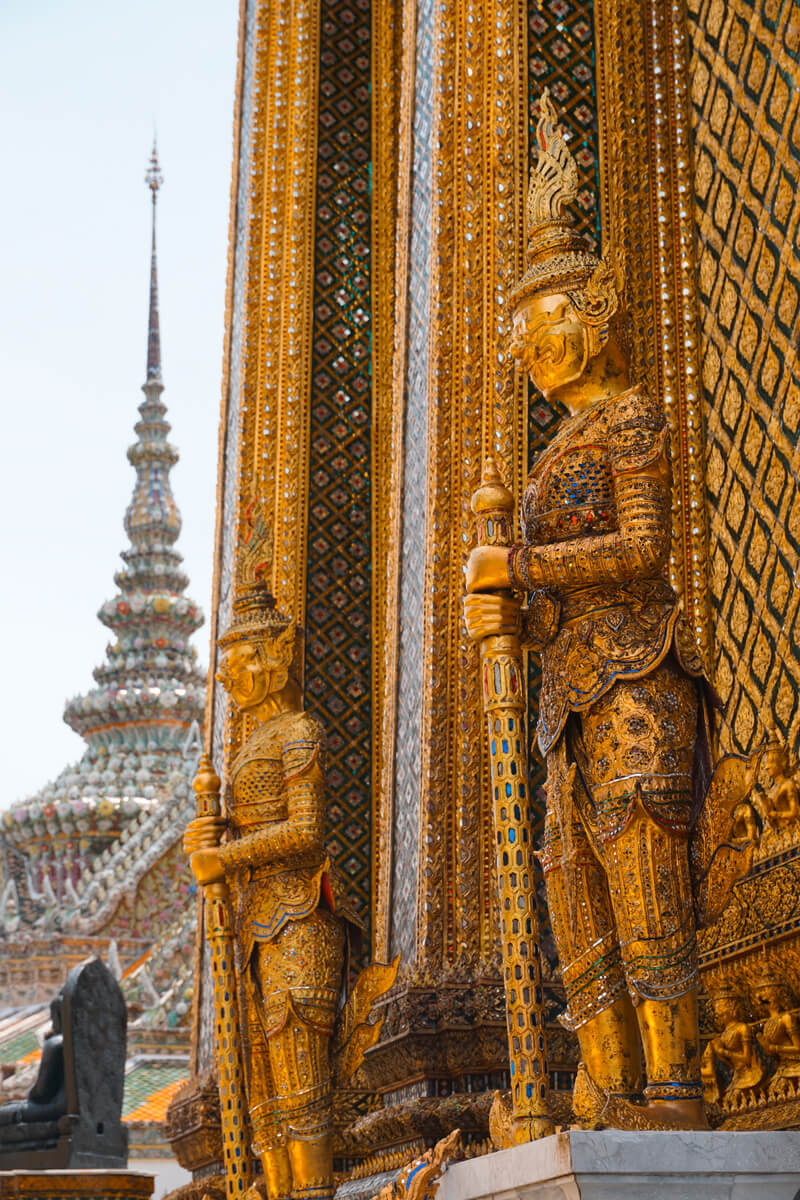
top-left (0, 957), bottom-right (128, 1168)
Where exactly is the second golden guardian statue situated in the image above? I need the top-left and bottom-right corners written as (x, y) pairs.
top-left (185, 503), bottom-right (397, 1200)
top-left (466, 90), bottom-right (761, 1133)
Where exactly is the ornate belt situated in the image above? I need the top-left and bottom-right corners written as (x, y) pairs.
top-left (558, 577), bottom-right (675, 626)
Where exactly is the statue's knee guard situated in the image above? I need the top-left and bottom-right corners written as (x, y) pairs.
top-left (279, 1081), bottom-right (332, 1143)
top-left (603, 814), bottom-right (699, 1005)
top-left (540, 810), bottom-right (626, 1029)
top-left (250, 1096), bottom-right (285, 1156)
top-left (559, 929), bottom-right (628, 1030)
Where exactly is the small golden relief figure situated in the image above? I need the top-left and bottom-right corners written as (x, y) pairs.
top-left (184, 504), bottom-right (397, 1200)
top-left (755, 979), bottom-right (800, 1100)
top-left (702, 991), bottom-right (765, 1108)
top-left (761, 723), bottom-right (800, 833)
top-left (465, 90), bottom-right (760, 1131)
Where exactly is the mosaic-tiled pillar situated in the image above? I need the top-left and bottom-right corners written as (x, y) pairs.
top-left (359, 0), bottom-right (534, 1110)
top-left (384, 0), bottom-right (434, 970)
top-left (362, 0), bottom-right (608, 1111)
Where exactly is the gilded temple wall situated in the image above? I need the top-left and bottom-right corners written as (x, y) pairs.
top-left (193, 0), bottom-right (800, 1103)
top-left (687, 0), bottom-right (800, 756)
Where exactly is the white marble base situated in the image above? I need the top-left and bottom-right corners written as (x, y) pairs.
top-left (438, 1130), bottom-right (800, 1200)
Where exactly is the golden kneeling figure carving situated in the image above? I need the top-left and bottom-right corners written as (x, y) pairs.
top-left (185, 506), bottom-right (397, 1200)
top-left (465, 90), bottom-right (761, 1132)
top-left (755, 979), bottom-right (800, 1100)
top-left (703, 992), bottom-right (764, 1108)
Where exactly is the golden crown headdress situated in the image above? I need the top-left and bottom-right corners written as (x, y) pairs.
top-left (218, 498), bottom-right (292, 648)
top-left (752, 971), bottom-right (791, 996)
top-left (764, 720), bottom-right (786, 753)
top-left (511, 89), bottom-right (619, 325)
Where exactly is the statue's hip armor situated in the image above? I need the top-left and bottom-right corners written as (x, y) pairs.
top-left (230, 860), bottom-right (326, 968)
top-left (537, 578), bottom-right (702, 755)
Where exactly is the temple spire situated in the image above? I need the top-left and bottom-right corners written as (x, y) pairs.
top-left (144, 139), bottom-right (163, 385)
top-left (60, 142), bottom-right (204, 754)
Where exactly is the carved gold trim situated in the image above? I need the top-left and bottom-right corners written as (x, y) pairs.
top-left (371, 0), bottom-right (403, 962)
top-left (204, 9), bottom-right (248, 760)
top-left (193, 0), bottom-right (322, 1068)
top-left (242, 0), bottom-right (319, 622)
top-left (595, 0), bottom-right (713, 677)
top-left (192, 0), bottom-right (250, 1076)
top-left (416, 0), bottom-right (528, 965)
top-left (222, 0), bottom-right (321, 777)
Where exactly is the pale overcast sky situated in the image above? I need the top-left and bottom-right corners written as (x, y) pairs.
top-left (1, 3), bottom-right (238, 802)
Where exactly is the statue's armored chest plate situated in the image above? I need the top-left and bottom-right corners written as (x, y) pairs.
top-left (229, 718), bottom-right (293, 831)
top-left (230, 759), bottom-right (287, 830)
top-left (521, 403), bottom-right (617, 545)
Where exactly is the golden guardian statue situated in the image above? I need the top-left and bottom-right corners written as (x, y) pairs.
top-left (465, 90), bottom-right (760, 1131)
top-left (185, 502), bottom-right (397, 1200)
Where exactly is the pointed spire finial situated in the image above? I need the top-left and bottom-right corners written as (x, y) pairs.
top-left (145, 137), bottom-right (163, 200)
top-left (144, 139), bottom-right (163, 384)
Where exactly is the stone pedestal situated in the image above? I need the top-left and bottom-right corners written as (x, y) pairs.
top-left (438, 1130), bottom-right (800, 1199)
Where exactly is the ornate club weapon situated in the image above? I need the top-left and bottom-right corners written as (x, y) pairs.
top-left (470, 462), bottom-right (554, 1143)
top-left (192, 754), bottom-right (250, 1198)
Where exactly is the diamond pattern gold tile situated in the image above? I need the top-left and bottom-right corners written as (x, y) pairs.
top-left (688, 0), bottom-right (800, 756)
top-left (528, 0), bottom-right (600, 250)
top-left (305, 0), bottom-right (372, 935)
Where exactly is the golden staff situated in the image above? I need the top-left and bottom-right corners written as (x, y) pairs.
top-left (470, 462), bottom-right (554, 1143)
top-left (192, 754), bottom-right (251, 1198)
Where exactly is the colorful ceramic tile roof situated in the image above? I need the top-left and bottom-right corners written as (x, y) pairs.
top-left (0, 147), bottom-right (205, 931)
top-left (0, 1025), bottom-right (43, 1068)
top-left (122, 1064), bottom-right (189, 1121)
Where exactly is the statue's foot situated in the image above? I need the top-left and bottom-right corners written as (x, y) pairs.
top-left (572, 1064), bottom-right (710, 1131)
top-left (572, 1062), bottom-right (609, 1128)
top-left (638, 1098), bottom-right (709, 1130)
top-left (572, 1062), bottom-right (641, 1128)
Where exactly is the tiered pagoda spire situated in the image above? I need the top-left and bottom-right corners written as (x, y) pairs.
top-left (1, 145), bottom-right (205, 926)
top-left (0, 152), bottom-right (209, 907)
top-left (64, 143), bottom-right (205, 750)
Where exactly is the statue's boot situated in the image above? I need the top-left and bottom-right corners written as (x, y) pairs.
top-left (287, 1134), bottom-right (333, 1200)
top-left (572, 996), bottom-right (644, 1127)
top-left (576, 996), bottom-right (643, 1099)
top-left (636, 991), bottom-right (709, 1130)
top-left (259, 1148), bottom-right (293, 1200)
top-left (250, 1094), bottom-right (292, 1199)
